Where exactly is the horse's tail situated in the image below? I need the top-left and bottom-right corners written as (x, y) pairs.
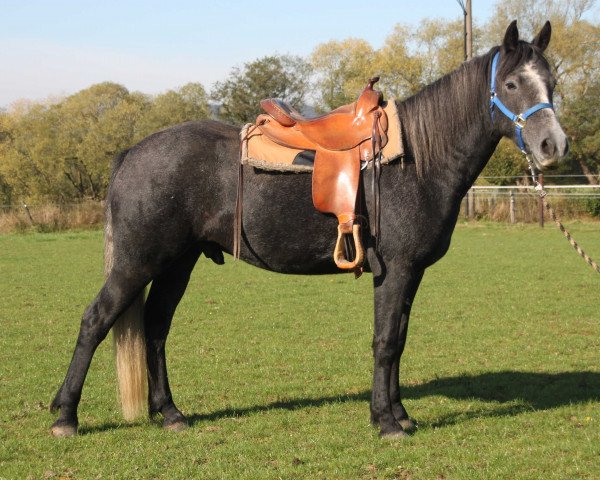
top-left (105, 151), bottom-right (148, 421)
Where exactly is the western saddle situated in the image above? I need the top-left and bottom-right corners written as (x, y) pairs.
top-left (242, 78), bottom-right (389, 272)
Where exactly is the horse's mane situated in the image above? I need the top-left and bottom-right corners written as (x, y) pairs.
top-left (397, 42), bottom-right (547, 176)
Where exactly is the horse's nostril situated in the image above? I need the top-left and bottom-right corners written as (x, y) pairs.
top-left (541, 138), bottom-right (556, 157)
top-left (563, 139), bottom-right (569, 157)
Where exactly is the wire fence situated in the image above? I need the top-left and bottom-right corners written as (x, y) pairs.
top-left (1, 177), bottom-right (599, 233)
top-left (0, 202), bottom-right (105, 233)
top-left (462, 179), bottom-right (600, 224)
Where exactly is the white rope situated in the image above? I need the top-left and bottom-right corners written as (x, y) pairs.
top-left (526, 155), bottom-right (599, 274)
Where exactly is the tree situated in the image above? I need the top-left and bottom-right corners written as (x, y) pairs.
top-left (562, 78), bottom-right (600, 184)
top-left (0, 174), bottom-right (12, 206)
top-left (0, 84), bottom-right (147, 202)
top-left (0, 101), bottom-right (66, 202)
top-left (0, 80), bottom-right (213, 204)
top-left (311, 39), bottom-right (376, 111)
top-left (375, 24), bottom-right (425, 100)
top-left (480, 139), bottom-right (529, 185)
top-left (211, 55), bottom-right (312, 125)
top-left (414, 18), bottom-right (467, 85)
top-left (0, 113), bottom-right (11, 205)
top-left (54, 82), bottom-right (147, 200)
top-left (134, 83), bottom-right (210, 139)
top-left (310, 18), bottom-right (483, 108)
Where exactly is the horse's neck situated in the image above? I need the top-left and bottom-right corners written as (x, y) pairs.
top-left (398, 54), bottom-right (501, 196)
top-left (437, 120), bottom-right (501, 196)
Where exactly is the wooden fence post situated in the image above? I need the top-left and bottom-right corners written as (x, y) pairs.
top-left (510, 190), bottom-right (516, 223)
top-left (468, 188), bottom-right (475, 220)
top-left (22, 204), bottom-right (35, 226)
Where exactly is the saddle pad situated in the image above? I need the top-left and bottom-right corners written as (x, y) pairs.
top-left (241, 100), bottom-right (404, 173)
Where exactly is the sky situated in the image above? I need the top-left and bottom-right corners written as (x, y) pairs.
top-left (0, 0), bottom-right (503, 108)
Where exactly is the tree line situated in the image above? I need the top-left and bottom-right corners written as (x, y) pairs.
top-left (1, 0), bottom-right (598, 206)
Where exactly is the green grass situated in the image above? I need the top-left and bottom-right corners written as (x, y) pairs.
top-left (0, 223), bottom-right (598, 479)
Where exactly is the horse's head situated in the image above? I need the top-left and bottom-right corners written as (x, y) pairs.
top-left (491, 20), bottom-right (568, 169)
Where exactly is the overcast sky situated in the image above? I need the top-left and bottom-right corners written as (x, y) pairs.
top-left (0, 0), bottom-right (503, 108)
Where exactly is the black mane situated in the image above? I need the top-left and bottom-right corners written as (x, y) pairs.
top-left (397, 42), bottom-right (548, 176)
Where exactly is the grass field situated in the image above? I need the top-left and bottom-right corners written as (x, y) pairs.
top-left (0, 223), bottom-right (598, 479)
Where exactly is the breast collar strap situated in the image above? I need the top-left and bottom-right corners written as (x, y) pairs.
top-left (489, 51), bottom-right (554, 153)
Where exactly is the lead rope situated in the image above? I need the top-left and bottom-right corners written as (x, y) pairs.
top-left (526, 154), bottom-right (600, 274)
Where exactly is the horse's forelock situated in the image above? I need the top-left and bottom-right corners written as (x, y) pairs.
top-left (497, 41), bottom-right (551, 81)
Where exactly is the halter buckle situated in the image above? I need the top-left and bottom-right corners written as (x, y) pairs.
top-left (515, 114), bottom-right (526, 129)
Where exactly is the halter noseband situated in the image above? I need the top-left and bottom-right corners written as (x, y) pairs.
top-left (489, 51), bottom-right (554, 153)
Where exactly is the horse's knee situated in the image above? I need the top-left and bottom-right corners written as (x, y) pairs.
top-left (372, 336), bottom-right (400, 366)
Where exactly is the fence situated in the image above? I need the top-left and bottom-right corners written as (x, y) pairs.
top-left (462, 175), bottom-right (600, 224)
top-left (1, 177), bottom-right (599, 233)
top-left (0, 202), bottom-right (105, 233)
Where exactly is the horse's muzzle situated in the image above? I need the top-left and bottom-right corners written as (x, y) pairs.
top-left (540, 135), bottom-right (569, 164)
top-left (533, 129), bottom-right (569, 169)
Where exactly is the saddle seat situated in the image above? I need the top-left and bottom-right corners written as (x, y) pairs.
top-left (254, 77), bottom-right (389, 272)
top-left (259, 99), bottom-right (353, 127)
top-left (258, 77), bottom-right (386, 153)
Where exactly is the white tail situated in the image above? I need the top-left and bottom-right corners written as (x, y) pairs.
top-left (105, 208), bottom-right (148, 421)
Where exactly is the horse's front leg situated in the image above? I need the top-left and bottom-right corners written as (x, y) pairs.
top-left (388, 270), bottom-right (423, 431)
top-left (370, 259), bottom-right (421, 439)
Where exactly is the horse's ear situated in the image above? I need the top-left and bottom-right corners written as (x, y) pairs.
top-left (532, 21), bottom-right (551, 52)
top-left (503, 20), bottom-right (519, 52)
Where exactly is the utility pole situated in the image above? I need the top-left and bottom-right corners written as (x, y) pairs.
top-left (457, 0), bottom-right (473, 60)
top-left (466, 0), bottom-right (472, 60)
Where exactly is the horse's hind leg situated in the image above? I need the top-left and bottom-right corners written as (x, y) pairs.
top-left (50, 269), bottom-right (149, 437)
top-left (144, 245), bottom-right (202, 431)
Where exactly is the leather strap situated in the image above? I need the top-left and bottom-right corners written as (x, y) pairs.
top-left (371, 111), bottom-right (383, 248)
top-left (233, 160), bottom-right (243, 260)
top-left (234, 129), bottom-right (251, 261)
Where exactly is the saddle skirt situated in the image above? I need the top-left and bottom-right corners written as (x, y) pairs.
top-left (241, 101), bottom-right (403, 172)
top-left (235, 79), bottom-right (404, 273)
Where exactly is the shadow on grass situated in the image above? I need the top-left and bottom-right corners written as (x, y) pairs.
top-left (187, 392), bottom-right (371, 426)
top-left (79, 370), bottom-right (600, 434)
top-left (402, 370), bottom-right (600, 428)
top-left (187, 370), bottom-right (599, 427)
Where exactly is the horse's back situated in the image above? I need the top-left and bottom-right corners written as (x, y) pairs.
top-left (116, 120), bottom-right (239, 176)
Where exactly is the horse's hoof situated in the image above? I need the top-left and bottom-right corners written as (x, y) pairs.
top-left (380, 429), bottom-right (409, 440)
top-left (50, 422), bottom-right (77, 438)
top-left (398, 418), bottom-right (417, 431)
top-left (164, 419), bottom-right (188, 432)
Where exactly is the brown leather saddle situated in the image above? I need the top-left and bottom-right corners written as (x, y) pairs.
top-left (254, 77), bottom-right (389, 271)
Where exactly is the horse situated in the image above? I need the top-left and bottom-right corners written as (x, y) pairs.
top-left (50, 20), bottom-right (568, 439)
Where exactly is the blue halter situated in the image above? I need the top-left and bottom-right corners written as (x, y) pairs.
top-left (489, 51), bottom-right (554, 153)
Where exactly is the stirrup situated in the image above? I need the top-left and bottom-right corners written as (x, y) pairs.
top-left (333, 224), bottom-right (364, 270)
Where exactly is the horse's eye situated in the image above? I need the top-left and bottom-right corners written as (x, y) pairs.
top-left (506, 81), bottom-right (517, 90)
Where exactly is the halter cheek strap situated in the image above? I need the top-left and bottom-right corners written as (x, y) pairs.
top-left (489, 51), bottom-right (554, 153)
